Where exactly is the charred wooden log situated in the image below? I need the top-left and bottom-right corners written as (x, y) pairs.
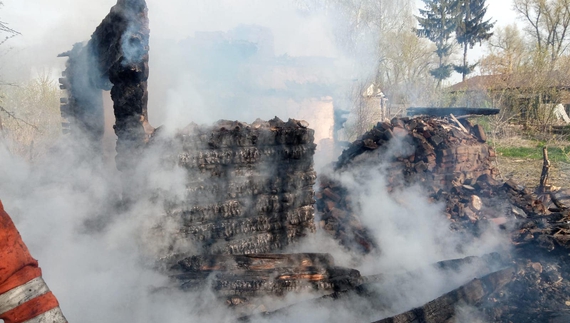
top-left (58, 0), bottom-right (152, 169)
top-left (407, 107), bottom-right (500, 117)
top-left (236, 254), bottom-right (509, 321)
top-left (373, 267), bottom-right (515, 323)
top-left (538, 147), bottom-right (551, 195)
top-left (168, 253), bottom-right (362, 309)
top-left (317, 175), bottom-right (377, 254)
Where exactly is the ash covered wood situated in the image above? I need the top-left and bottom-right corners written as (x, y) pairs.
top-left (335, 116), bottom-right (499, 186)
top-left (155, 117), bottom-right (317, 256)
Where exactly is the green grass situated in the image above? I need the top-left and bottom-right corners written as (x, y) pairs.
top-left (496, 145), bottom-right (570, 163)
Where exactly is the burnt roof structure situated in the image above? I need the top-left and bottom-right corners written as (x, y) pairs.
top-left (448, 72), bottom-right (570, 93)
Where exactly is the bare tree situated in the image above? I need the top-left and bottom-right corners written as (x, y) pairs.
top-left (296, 0), bottom-right (420, 139)
top-left (1, 74), bottom-right (61, 159)
top-left (295, 0), bottom-right (414, 69)
top-left (0, 1), bottom-right (19, 46)
top-left (514, 0), bottom-right (570, 66)
top-left (379, 29), bottom-right (438, 107)
top-left (480, 24), bottom-right (528, 74)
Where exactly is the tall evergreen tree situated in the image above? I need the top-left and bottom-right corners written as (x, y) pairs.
top-left (416, 0), bottom-right (458, 88)
top-left (454, 0), bottom-right (494, 81)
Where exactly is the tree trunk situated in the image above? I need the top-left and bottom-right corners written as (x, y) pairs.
top-left (463, 43), bottom-right (468, 82)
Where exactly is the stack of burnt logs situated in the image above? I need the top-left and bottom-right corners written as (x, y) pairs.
top-left (153, 118), bottom-right (376, 312)
top-left (160, 117), bottom-right (317, 256)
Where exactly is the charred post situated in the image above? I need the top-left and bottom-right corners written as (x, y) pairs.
top-left (538, 147), bottom-right (551, 194)
top-left (93, 0), bottom-right (152, 170)
top-left (169, 253), bottom-right (362, 311)
top-left (58, 0), bottom-right (152, 169)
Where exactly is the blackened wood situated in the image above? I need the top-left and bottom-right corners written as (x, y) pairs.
top-left (407, 108), bottom-right (500, 117)
top-left (538, 147), bottom-right (551, 194)
top-left (372, 268), bottom-right (515, 323)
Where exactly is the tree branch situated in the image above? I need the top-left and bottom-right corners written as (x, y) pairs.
top-left (0, 106), bottom-right (39, 130)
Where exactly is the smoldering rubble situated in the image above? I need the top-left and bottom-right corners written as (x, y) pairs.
top-left (3, 0), bottom-right (570, 322)
top-left (316, 116), bottom-right (570, 322)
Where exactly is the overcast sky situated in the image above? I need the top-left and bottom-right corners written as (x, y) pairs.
top-left (485, 1), bottom-right (519, 27)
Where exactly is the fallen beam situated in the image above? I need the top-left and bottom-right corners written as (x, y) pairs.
top-left (168, 253), bottom-right (362, 308)
top-left (407, 107), bottom-right (500, 117)
top-left (236, 254), bottom-right (508, 321)
top-left (372, 267), bottom-right (515, 323)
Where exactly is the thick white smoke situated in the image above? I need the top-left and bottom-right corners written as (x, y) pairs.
top-left (0, 1), bottom-right (512, 322)
top-left (1, 0), bottom-right (341, 124)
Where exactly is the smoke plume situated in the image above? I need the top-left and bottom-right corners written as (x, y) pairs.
top-left (0, 1), bottom-right (513, 322)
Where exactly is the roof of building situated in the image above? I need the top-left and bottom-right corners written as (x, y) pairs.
top-left (449, 72), bottom-right (570, 92)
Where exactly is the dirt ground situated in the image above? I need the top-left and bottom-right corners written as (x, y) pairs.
top-left (495, 156), bottom-right (570, 190)
top-left (490, 136), bottom-right (570, 190)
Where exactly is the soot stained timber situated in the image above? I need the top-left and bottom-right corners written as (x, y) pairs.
top-left (373, 268), bottom-right (515, 323)
top-left (407, 107), bottom-right (500, 117)
top-left (156, 118), bottom-right (318, 257)
top-left (59, 0), bottom-right (152, 169)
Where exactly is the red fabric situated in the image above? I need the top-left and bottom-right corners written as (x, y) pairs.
top-left (0, 200), bottom-right (62, 323)
top-left (0, 200), bottom-right (42, 294)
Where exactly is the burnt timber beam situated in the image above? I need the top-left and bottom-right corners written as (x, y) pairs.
top-left (372, 267), bottom-right (515, 323)
top-left (407, 107), bottom-right (500, 117)
top-left (59, 0), bottom-right (152, 169)
top-left (91, 0), bottom-right (152, 170)
top-left (235, 254), bottom-right (508, 321)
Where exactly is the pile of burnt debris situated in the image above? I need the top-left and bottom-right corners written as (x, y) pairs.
top-left (319, 116), bottom-right (501, 253)
top-left (152, 114), bottom-right (570, 322)
top-left (317, 116), bottom-right (570, 322)
top-left (58, 0), bottom-right (570, 320)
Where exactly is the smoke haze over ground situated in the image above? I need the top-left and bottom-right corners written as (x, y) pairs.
top-left (0, 1), bottom-right (514, 322)
top-left (0, 134), bottom-right (510, 323)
